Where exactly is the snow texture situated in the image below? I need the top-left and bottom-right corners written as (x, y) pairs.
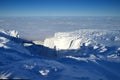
top-left (0, 29), bottom-right (120, 80)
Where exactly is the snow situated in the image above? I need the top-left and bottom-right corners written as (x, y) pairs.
top-left (93, 45), bottom-right (99, 49)
top-left (33, 40), bottom-right (44, 45)
top-left (99, 46), bottom-right (107, 53)
top-left (107, 54), bottom-right (118, 58)
top-left (117, 47), bottom-right (120, 51)
top-left (0, 37), bottom-right (9, 43)
top-left (66, 54), bottom-right (98, 63)
top-left (44, 29), bottom-right (120, 63)
top-left (44, 38), bottom-right (54, 49)
top-left (0, 37), bottom-right (9, 49)
top-left (24, 64), bottom-right (34, 70)
top-left (24, 43), bottom-right (33, 46)
top-left (44, 30), bottom-right (120, 50)
top-left (66, 56), bottom-right (88, 62)
top-left (84, 40), bottom-right (91, 46)
top-left (114, 36), bottom-right (120, 41)
top-left (0, 29), bottom-right (19, 38)
top-left (0, 29), bottom-right (120, 80)
top-left (0, 29), bottom-right (31, 54)
top-left (7, 30), bottom-right (19, 38)
top-left (0, 43), bottom-right (10, 49)
top-left (39, 70), bottom-right (50, 76)
top-left (0, 71), bottom-right (12, 79)
top-left (0, 16), bottom-right (120, 80)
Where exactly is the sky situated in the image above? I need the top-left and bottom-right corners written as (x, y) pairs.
top-left (0, 0), bottom-right (120, 16)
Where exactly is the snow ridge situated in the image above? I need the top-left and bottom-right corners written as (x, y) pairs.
top-left (44, 29), bottom-right (120, 50)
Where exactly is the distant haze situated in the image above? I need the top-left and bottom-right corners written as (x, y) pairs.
top-left (0, 16), bottom-right (120, 41)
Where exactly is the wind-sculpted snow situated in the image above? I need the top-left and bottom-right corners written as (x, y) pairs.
top-left (44, 30), bottom-right (120, 62)
top-left (44, 30), bottom-right (120, 49)
top-left (0, 29), bottom-right (120, 80)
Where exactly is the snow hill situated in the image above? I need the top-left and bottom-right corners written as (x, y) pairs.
top-left (44, 29), bottom-right (120, 50)
top-left (44, 30), bottom-right (120, 62)
top-left (0, 29), bottom-right (57, 79)
top-left (0, 29), bottom-right (120, 80)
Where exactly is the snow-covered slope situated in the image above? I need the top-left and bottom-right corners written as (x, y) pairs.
top-left (0, 29), bottom-right (120, 80)
top-left (0, 29), bottom-right (30, 54)
top-left (44, 30), bottom-right (120, 62)
top-left (0, 29), bottom-right (58, 79)
top-left (0, 29), bottom-right (56, 57)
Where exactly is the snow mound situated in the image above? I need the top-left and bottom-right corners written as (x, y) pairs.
top-left (39, 69), bottom-right (50, 76)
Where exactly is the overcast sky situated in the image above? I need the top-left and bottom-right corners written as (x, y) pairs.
top-left (0, 0), bottom-right (120, 16)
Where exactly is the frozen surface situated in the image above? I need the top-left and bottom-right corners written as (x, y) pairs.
top-left (0, 29), bottom-right (120, 80)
